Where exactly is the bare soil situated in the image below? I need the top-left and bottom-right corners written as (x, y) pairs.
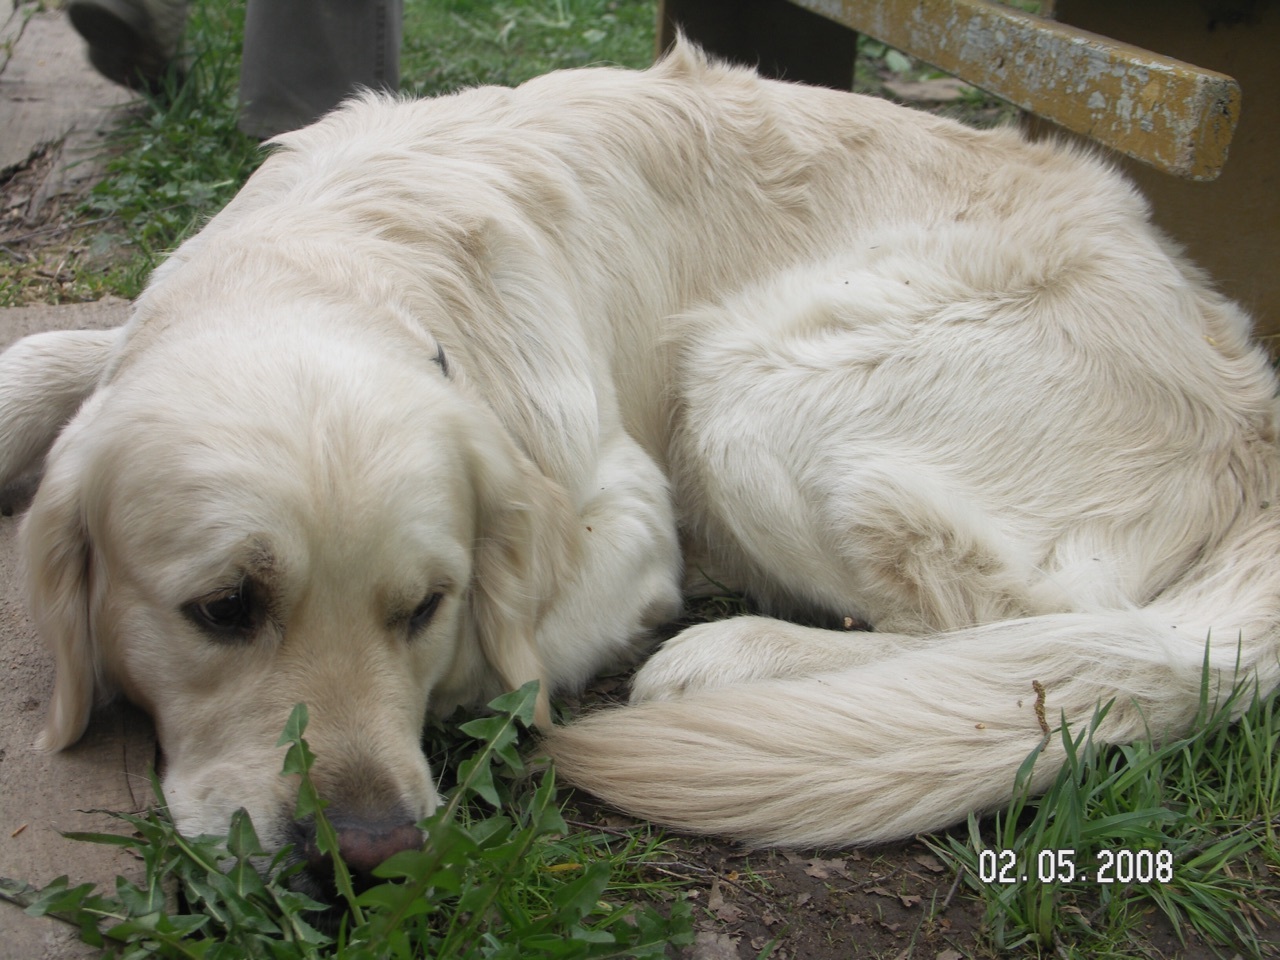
top-left (607, 823), bottom-right (1242, 960)
top-left (0, 139), bottom-right (134, 306)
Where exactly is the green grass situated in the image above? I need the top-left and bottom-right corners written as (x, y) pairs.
top-left (0, 0), bottom-right (262, 306)
top-left (928, 659), bottom-right (1280, 957)
top-left (77, 0), bottom-right (261, 289)
top-left (1, 684), bottom-right (694, 959)
top-left (402, 0), bottom-right (657, 96)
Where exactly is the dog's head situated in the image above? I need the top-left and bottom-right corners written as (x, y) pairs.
top-left (0, 295), bottom-right (571, 888)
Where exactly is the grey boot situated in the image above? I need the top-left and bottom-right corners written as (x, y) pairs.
top-left (66, 0), bottom-right (188, 93)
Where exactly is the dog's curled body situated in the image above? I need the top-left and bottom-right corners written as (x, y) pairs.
top-left (1, 42), bottom-right (1278, 859)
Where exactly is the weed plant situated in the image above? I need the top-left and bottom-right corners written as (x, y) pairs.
top-left (2, 683), bottom-right (694, 958)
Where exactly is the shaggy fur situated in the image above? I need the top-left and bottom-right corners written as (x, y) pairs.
top-left (2, 44), bottom-right (1278, 859)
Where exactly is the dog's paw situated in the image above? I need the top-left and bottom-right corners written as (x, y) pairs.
top-left (629, 616), bottom-right (802, 703)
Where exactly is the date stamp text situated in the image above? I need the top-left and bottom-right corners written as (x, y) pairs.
top-left (977, 848), bottom-right (1173, 885)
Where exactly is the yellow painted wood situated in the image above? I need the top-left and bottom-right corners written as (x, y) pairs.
top-left (790, 0), bottom-right (1240, 180)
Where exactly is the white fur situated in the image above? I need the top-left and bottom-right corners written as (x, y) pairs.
top-left (1, 43), bottom-right (1277, 852)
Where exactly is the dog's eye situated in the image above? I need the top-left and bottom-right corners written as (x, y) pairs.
top-left (408, 592), bottom-right (443, 635)
top-left (184, 583), bottom-right (259, 639)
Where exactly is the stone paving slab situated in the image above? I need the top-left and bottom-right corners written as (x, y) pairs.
top-left (0, 298), bottom-right (154, 960)
top-left (1, 0), bottom-right (134, 179)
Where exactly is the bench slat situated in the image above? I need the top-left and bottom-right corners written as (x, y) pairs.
top-left (789, 0), bottom-right (1239, 179)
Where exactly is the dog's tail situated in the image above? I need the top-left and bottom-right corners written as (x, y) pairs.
top-left (543, 509), bottom-right (1280, 846)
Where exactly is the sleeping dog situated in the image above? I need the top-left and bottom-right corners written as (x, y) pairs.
top-left (1, 44), bottom-right (1276, 888)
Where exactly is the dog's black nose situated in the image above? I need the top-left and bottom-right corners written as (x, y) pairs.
top-left (295, 813), bottom-right (424, 891)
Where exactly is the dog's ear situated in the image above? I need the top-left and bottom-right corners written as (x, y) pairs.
top-left (20, 405), bottom-right (106, 751)
top-left (466, 427), bottom-right (578, 728)
top-left (0, 328), bottom-right (119, 491)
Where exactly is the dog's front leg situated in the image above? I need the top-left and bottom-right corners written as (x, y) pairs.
top-left (535, 431), bottom-right (682, 691)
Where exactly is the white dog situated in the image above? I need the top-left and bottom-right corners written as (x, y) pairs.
top-left (2, 44), bottom-right (1277, 881)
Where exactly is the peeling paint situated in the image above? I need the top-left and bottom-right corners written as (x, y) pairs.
top-left (788, 0), bottom-right (1240, 179)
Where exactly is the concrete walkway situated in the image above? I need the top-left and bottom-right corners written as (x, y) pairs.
top-left (1, 4), bottom-right (154, 955)
top-left (0, 300), bottom-right (154, 960)
top-left (1, 0), bottom-right (133, 189)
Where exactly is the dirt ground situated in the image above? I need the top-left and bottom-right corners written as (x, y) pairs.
top-left (574, 808), bottom-right (1245, 960)
top-left (0, 136), bottom-right (138, 306)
